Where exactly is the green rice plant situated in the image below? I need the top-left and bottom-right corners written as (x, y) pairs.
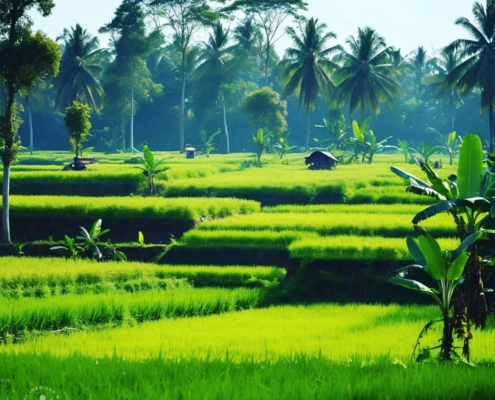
top-left (4, 170), bottom-right (145, 196)
top-left (264, 204), bottom-right (433, 214)
top-left (181, 230), bottom-right (319, 250)
top-left (289, 236), bottom-right (460, 260)
top-left (1, 352), bottom-right (495, 400)
top-left (0, 288), bottom-right (260, 339)
top-left (5, 196), bottom-right (260, 242)
top-left (3, 304), bottom-right (494, 363)
top-left (347, 186), bottom-right (437, 204)
top-left (197, 212), bottom-right (455, 238)
top-left (0, 257), bottom-right (284, 296)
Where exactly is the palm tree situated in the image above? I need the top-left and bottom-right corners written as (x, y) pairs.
top-left (54, 24), bottom-right (106, 113)
top-left (194, 23), bottom-right (236, 153)
top-left (427, 46), bottom-right (463, 131)
top-left (279, 18), bottom-right (341, 150)
top-left (447, 0), bottom-right (495, 153)
top-left (333, 27), bottom-right (402, 122)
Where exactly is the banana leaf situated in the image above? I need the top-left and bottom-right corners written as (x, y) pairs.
top-left (390, 166), bottom-right (431, 188)
top-left (457, 134), bottom-right (483, 199)
top-left (412, 198), bottom-right (492, 224)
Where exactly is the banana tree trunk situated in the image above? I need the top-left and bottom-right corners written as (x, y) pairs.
top-left (450, 89), bottom-right (455, 133)
top-left (223, 99), bottom-right (230, 154)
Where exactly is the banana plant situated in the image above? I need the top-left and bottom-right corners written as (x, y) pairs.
top-left (351, 119), bottom-right (392, 164)
top-left (314, 118), bottom-right (351, 151)
top-left (410, 141), bottom-right (442, 164)
top-left (252, 128), bottom-right (271, 165)
top-left (198, 128), bottom-right (221, 158)
top-left (137, 143), bottom-right (169, 195)
top-left (391, 134), bottom-right (495, 358)
top-left (273, 132), bottom-right (296, 159)
top-left (437, 131), bottom-right (461, 165)
top-left (389, 231), bottom-right (488, 361)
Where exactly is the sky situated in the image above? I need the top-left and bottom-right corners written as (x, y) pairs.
top-left (30, 0), bottom-right (475, 56)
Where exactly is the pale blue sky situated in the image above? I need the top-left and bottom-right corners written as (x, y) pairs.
top-left (30, 0), bottom-right (474, 56)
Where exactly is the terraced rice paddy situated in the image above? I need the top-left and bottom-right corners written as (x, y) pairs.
top-left (1, 151), bottom-right (493, 399)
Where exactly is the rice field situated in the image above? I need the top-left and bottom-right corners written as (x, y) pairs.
top-left (1, 304), bottom-right (494, 399)
top-left (1, 151), bottom-right (487, 399)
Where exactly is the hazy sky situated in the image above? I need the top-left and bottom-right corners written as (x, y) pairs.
top-left (30, 0), bottom-right (475, 56)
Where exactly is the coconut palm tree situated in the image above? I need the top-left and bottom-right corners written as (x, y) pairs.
top-left (54, 24), bottom-right (106, 113)
top-left (194, 23), bottom-right (236, 153)
top-left (333, 26), bottom-right (402, 122)
top-left (447, 0), bottom-right (495, 153)
top-left (426, 46), bottom-right (463, 131)
top-left (279, 18), bottom-right (341, 150)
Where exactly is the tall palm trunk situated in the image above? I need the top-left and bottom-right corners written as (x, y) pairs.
top-left (305, 109), bottom-right (311, 151)
top-left (490, 100), bottom-right (494, 154)
top-left (223, 98), bottom-right (230, 154)
top-left (2, 84), bottom-right (15, 244)
top-left (28, 103), bottom-right (33, 155)
top-left (180, 49), bottom-right (186, 152)
top-left (130, 59), bottom-right (135, 151)
top-left (450, 89), bottom-right (455, 133)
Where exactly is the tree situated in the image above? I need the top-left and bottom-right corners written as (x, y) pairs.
top-left (426, 46), bottom-right (463, 132)
top-left (333, 26), bottom-right (401, 122)
top-left (53, 24), bottom-right (106, 113)
top-left (280, 18), bottom-right (340, 150)
top-left (224, 0), bottom-right (308, 85)
top-left (242, 86), bottom-right (288, 136)
top-left (100, 0), bottom-right (162, 151)
top-left (194, 23), bottom-right (236, 153)
top-left (0, 0), bottom-right (61, 245)
top-left (144, 0), bottom-right (223, 151)
top-left (447, 0), bottom-right (495, 153)
top-left (64, 101), bottom-right (91, 158)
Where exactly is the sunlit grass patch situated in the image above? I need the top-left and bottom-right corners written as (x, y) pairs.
top-left (289, 236), bottom-right (460, 260)
top-left (4, 303), bottom-right (494, 363)
top-left (197, 211), bottom-right (455, 238)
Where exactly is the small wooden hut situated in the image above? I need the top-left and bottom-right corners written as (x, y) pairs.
top-left (305, 151), bottom-right (338, 170)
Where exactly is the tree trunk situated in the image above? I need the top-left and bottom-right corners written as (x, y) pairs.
top-left (490, 100), bottom-right (494, 154)
top-left (28, 103), bottom-right (33, 155)
top-left (180, 50), bottom-right (186, 152)
top-left (440, 310), bottom-right (454, 361)
top-left (306, 109), bottom-right (311, 151)
top-left (2, 163), bottom-right (11, 244)
top-left (130, 60), bottom-right (135, 151)
top-left (450, 89), bottom-right (455, 133)
top-left (130, 81), bottom-right (134, 151)
top-left (223, 98), bottom-right (230, 154)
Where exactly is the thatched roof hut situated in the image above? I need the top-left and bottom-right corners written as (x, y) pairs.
top-left (305, 151), bottom-right (338, 170)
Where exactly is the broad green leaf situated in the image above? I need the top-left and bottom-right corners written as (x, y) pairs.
top-left (418, 234), bottom-right (446, 280)
top-left (90, 219), bottom-right (102, 239)
top-left (458, 134), bottom-right (483, 199)
top-left (406, 237), bottom-right (426, 266)
top-left (138, 231), bottom-right (144, 245)
top-left (143, 144), bottom-right (154, 168)
top-left (352, 120), bottom-right (364, 142)
top-left (390, 166), bottom-right (431, 188)
top-left (448, 131), bottom-right (456, 148)
top-left (451, 231), bottom-right (484, 261)
top-left (388, 277), bottom-right (437, 297)
top-left (447, 252), bottom-right (469, 280)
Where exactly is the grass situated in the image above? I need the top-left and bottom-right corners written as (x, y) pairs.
top-left (0, 287), bottom-right (261, 339)
top-left (181, 230), bottom-right (319, 250)
top-left (289, 235), bottom-right (460, 260)
top-left (0, 257), bottom-right (285, 297)
top-left (1, 353), bottom-right (495, 399)
top-left (2, 303), bottom-right (494, 363)
top-left (197, 211), bottom-right (455, 238)
top-left (7, 195), bottom-right (260, 221)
